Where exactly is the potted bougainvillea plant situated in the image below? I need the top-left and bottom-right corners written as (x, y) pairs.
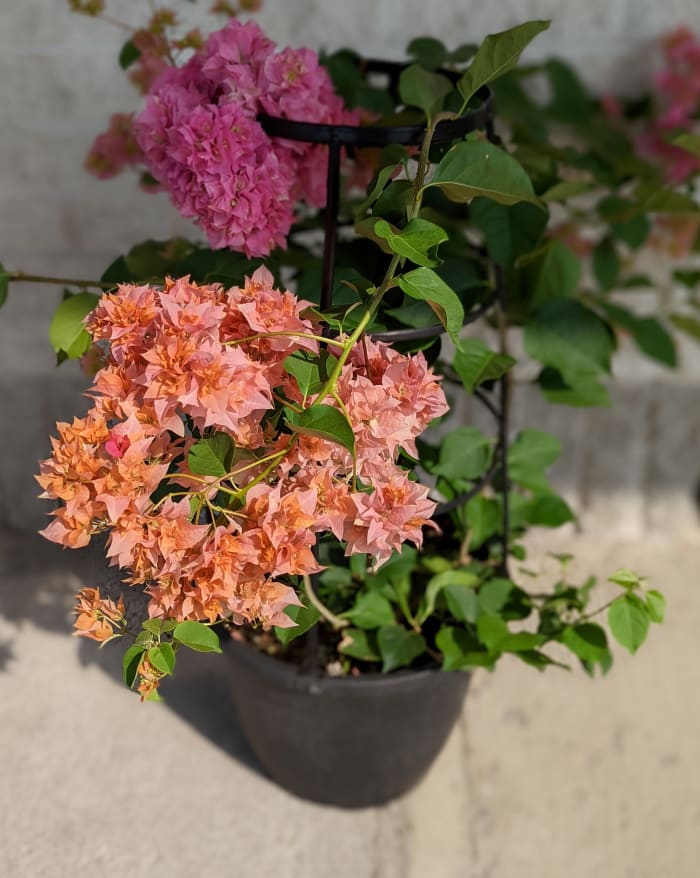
top-left (11, 0), bottom-right (700, 805)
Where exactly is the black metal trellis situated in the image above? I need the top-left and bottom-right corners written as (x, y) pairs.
top-left (259, 64), bottom-right (510, 572)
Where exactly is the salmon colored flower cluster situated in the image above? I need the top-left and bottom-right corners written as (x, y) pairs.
top-left (73, 587), bottom-right (126, 644)
top-left (38, 270), bottom-right (448, 632)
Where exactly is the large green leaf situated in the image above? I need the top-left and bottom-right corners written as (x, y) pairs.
top-left (453, 338), bottom-right (515, 393)
top-left (465, 495), bottom-right (501, 549)
top-left (49, 292), bottom-right (101, 358)
top-left (525, 299), bottom-right (615, 402)
top-left (343, 592), bottom-right (396, 630)
top-left (173, 621), bottom-right (222, 653)
top-left (507, 429), bottom-right (562, 493)
top-left (560, 623), bottom-right (610, 663)
top-left (433, 426), bottom-right (493, 482)
top-left (608, 593), bottom-right (650, 654)
top-left (338, 628), bottom-right (381, 662)
top-left (436, 626), bottom-right (494, 670)
top-left (187, 433), bottom-right (233, 478)
top-left (457, 20), bottom-right (550, 105)
top-left (397, 267), bottom-right (464, 345)
top-left (600, 302), bottom-right (677, 368)
top-left (469, 198), bottom-right (548, 266)
top-left (290, 404), bottom-right (355, 455)
top-left (417, 569), bottom-right (479, 624)
top-left (427, 141), bottom-right (541, 208)
top-left (275, 601), bottom-right (321, 646)
top-left (633, 183), bottom-right (700, 215)
top-left (374, 218), bottom-right (448, 267)
top-left (524, 240), bottom-right (581, 306)
top-left (399, 64), bottom-right (453, 118)
top-left (377, 625), bottom-right (426, 673)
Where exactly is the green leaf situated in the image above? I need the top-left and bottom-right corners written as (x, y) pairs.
top-left (141, 619), bottom-right (176, 636)
top-left (537, 367), bottom-right (611, 407)
top-left (148, 643), bottom-right (176, 676)
top-left (397, 267), bottom-right (464, 345)
top-left (507, 429), bottom-right (562, 492)
top-left (608, 594), bottom-right (650, 654)
top-left (444, 584), bottom-right (480, 624)
top-left (433, 426), bottom-right (493, 482)
top-left (283, 352), bottom-right (324, 399)
top-left (599, 196), bottom-right (650, 249)
top-left (290, 404), bottom-right (356, 455)
top-left (427, 141), bottom-right (542, 208)
top-left (469, 199), bottom-right (548, 266)
top-left (673, 132), bottom-right (700, 158)
top-left (374, 218), bottom-right (448, 267)
top-left (355, 162), bottom-right (402, 218)
top-left (399, 63), bottom-right (453, 118)
top-left (633, 183), bottom-right (700, 215)
top-left (669, 313), bottom-right (700, 342)
top-left (406, 36), bottom-right (448, 70)
top-left (600, 303), bottom-right (677, 368)
top-left (477, 615), bottom-right (543, 653)
top-left (592, 238), bottom-right (620, 292)
top-left (377, 625), bottom-right (426, 673)
top-left (522, 493), bottom-right (575, 527)
top-left (466, 495), bottom-right (501, 549)
top-left (560, 623), bottom-right (610, 663)
top-left (122, 645), bottom-right (144, 689)
top-left (418, 569), bottom-right (479, 624)
top-left (0, 261), bottom-right (9, 308)
top-left (187, 432), bottom-right (233, 478)
top-left (478, 578), bottom-right (513, 616)
top-left (344, 592), bottom-right (396, 630)
top-left (525, 299), bottom-right (615, 402)
top-left (608, 568), bottom-right (642, 589)
top-left (453, 338), bottom-right (515, 392)
top-left (123, 237), bottom-right (194, 279)
top-left (543, 58), bottom-right (592, 124)
top-left (118, 39), bottom-right (141, 69)
top-left (457, 20), bottom-right (550, 105)
top-left (274, 601), bottom-right (321, 646)
top-left (338, 628), bottom-right (381, 662)
top-left (542, 180), bottom-right (597, 202)
top-left (526, 240), bottom-right (581, 306)
top-left (476, 615), bottom-right (509, 651)
top-left (436, 626), bottom-right (494, 670)
top-left (49, 292), bottom-right (101, 358)
top-left (173, 621), bottom-right (222, 653)
top-left (645, 589), bottom-right (666, 624)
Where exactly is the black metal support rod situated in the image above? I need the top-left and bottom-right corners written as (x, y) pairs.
top-left (321, 135), bottom-right (342, 312)
top-left (494, 264), bottom-right (510, 577)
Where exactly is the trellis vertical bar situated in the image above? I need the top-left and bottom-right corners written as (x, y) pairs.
top-left (321, 133), bottom-right (342, 312)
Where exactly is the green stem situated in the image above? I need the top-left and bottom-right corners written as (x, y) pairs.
top-left (303, 574), bottom-right (348, 631)
top-left (8, 271), bottom-right (114, 290)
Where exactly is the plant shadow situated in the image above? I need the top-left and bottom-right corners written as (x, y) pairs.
top-left (0, 527), bottom-right (264, 777)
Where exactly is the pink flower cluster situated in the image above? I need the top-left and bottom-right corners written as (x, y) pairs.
top-left (38, 270), bottom-right (447, 631)
top-left (638, 26), bottom-right (700, 183)
top-left (84, 113), bottom-right (144, 180)
top-left (133, 20), bottom-right (360, 256)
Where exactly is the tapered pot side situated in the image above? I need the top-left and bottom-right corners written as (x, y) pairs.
top-left (224, 637), bottom-right (470, 808)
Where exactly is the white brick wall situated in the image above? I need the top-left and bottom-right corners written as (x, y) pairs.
top-left (2, 0), bottom-right (700, 532)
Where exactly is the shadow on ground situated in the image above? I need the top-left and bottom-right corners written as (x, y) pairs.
top-left (0, 527), bottom-right (262, 776)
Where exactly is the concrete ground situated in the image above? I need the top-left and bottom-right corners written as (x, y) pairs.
top-left (1, 526), bottom-right (698, 878)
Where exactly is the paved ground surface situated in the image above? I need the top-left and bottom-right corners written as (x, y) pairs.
top-left (1, 526), bottom-right (698, 878)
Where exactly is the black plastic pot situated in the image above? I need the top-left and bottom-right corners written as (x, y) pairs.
top-left (225, 637), bottom-right (470, 808)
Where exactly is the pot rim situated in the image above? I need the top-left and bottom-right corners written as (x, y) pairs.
top-left (225, 634), bottom-right (467, 695)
